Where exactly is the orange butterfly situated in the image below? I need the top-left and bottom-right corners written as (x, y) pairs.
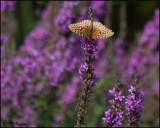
top-left (68, 20), bottom-right (114, 40)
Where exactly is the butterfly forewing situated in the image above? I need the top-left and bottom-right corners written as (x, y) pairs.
top-left (92, 22), bottom-right (114, 39)
top-left (68, 20), bottom-right (91, 38)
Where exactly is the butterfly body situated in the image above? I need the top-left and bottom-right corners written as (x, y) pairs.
top-left (68, 20), bottom-right (114, 40)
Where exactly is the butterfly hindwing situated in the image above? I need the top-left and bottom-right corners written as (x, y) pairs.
top-left (68, 20), bottom-right (91, 38)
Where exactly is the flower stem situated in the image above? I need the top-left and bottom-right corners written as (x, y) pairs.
top-left (76, 40), bottom-right (94, 127)
top-left (76, 7), bottom-right (98, 127)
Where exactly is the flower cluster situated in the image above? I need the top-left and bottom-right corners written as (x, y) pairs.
top-left (1, 34), bottom-right (8, 44)
top-left (76, 37), bottom-right (99, 126)
top-left (113, 9), bottom-right (159, 98)
top-left (91, 1), bottom-right (106, 20)
top-left (126, 9), bottom-right (159, 97)
top-left (1, 0), bottom-right (17, 59)
top-left (79, 38), bottom-right (98, 86)
top-left (54, 1), bottom-right (79, 33)
top-left (102, 84), bottom-right (125, 127)
top-left (103, 77), bottom-right (144, 127)
top-left (125, 85), bottom-right (144, 127)
top-left (127, 47), bottom-right (148, 78)
top-left (1, 1), bottom-right (17, 13)
top-left (113, 38), bottom-right (128, 75)
top-left (127, 9), bottom-right (159, 78)
top-left (1, 2), bottom-right (65, 126)
top-left (1, 34), bottom-right (8, 59)
top-left (81, 38), bottom-right (98, 53)
top-left (138, 9), bottom-right (159, 46)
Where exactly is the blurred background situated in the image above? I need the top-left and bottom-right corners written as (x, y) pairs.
top-left (1, 1), bottom-right (159, 127)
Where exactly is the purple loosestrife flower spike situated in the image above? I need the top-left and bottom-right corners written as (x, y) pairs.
top-left (102, 80), bottom-right (125, 127)
top-left (75, 7), bottom-right (99, 127)
top-left (125, 75), bottom-right (144, 127)
top-left (76, 38), bottom-right (98, 126)
top-left (68, 6), bottom-right (114, 127)
top-left (77, 37), bottom-right (99, 126)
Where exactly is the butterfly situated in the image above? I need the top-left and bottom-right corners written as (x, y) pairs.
top-left (68, 20), bottom-right (114, 40)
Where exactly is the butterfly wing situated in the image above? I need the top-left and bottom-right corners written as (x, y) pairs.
top-left (68, 20), bottom-right (91, 38)
top-left (92, 22), bottom-right (114, 39)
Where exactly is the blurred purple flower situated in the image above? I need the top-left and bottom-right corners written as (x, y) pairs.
top-left (138, 9), bottom-right (159, 45)
top-left (1, 1), bottom-right (17, 13)
top-left (91, 1), bottom-right (107, 20)
top-left (54, 1), bottom-right (79, 33)
top-left (1, 34), bottom-right (8, 44)
top-left (41, 7), bottom-right (49, 20)
top-left (63, 1), bottom-right (79, 8)
top-left (62, 76), bottom-right (80, 103)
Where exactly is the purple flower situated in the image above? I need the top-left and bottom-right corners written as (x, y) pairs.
top-left (7, 1), bottom-right (17, 11)
top-left (102, 109), bottom-right (113, 122)
top-left (128, 86), bottom-right (135, 94)
top-left (125, 85), bottom-right (144, 127)
top-left (54, 1), bottom-right (79, 33)
top-left (62, 76), bottom-right (80, 103)
top-left (81, 38), bottom-right (98, 53)
top-left (1, 34), bottom-right (8, 44)
top-left (79, 38), bottom-right (98, 86)
top-left (41, 7), bottom-right (49, 20)
top-left (109, 99), bottom-right (115, 105)
top-left (102, 85), bottom-right (125, 127)
top-left (154, 9), bottom-right (159, 26)
top-left (63, 36), bottom-right (82, 71)
top-left (1, 1), bottom-right (17, 13)
top-left (88, 80), bottom-right (97, 86)
top-left (63, 1), bottom-right (79, 8)
top-left (109, 87), bottom-right (116, 95)
top-left (1, 1), bottom-right (7, 13)
top-left (91, 1), bottom-right (107, 19)
top-left (138, 9), bottom-right (159, 45)
top-left (115, 91), bottom-right (125, 101)
top-left (114, 9), bottom-right (159, 90)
